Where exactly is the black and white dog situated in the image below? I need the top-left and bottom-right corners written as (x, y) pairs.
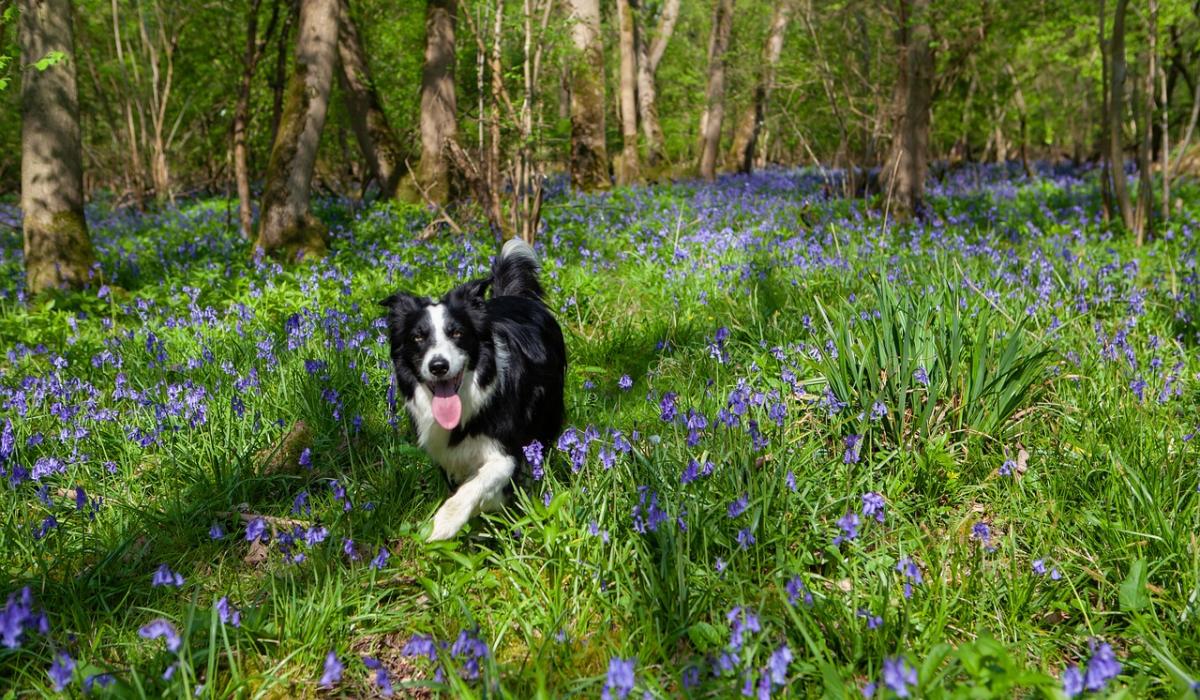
top-left (382, 239), bottom-right (566, 541)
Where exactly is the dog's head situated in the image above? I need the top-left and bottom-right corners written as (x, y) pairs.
top-left (381, 277), bottom-right (492, 430)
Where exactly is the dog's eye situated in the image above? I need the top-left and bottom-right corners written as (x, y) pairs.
top-left (450, 329), bottom-right (463, 340)
top-left (411, 333), bottom-right (425, 344)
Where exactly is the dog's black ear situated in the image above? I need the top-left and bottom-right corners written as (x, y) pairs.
top-left (447, 277), bottom-right (491, 309)
top-left (380, 291), bottom-right (423, 312)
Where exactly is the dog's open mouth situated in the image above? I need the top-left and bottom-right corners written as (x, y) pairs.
top-left (429, 372), bottom-right (464, 430)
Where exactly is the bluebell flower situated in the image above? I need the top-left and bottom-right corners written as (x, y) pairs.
top-left (736, 527), bottom-right (756, 549)
top-left (523, 441), bottom-right (545, 479)
top-left (766, 644), bottom-right (792, 685)
top-left (999, 459), bottom-right (1016, 476)
top-left (602, 657), bottom-right (635, 700)
top-left (83, 673), bottom-right (115, 692)
top-left (139, 618), bottom-right (182, 652)
top-left (449, 629), bottom-right (489, 680)
top-left (618, 375), bottom-right (633, 391)
top-left (1084, 641), bottom-right (1121, 692)
top-left (245, 518), bottom-right (267, 542)
top-left (1062, 665), bottom-right (1084, 698)
top-left (785, 471), bottom-right (796, 492)
top-left (971, 522), bottom-right (992, 548)
top-left (913, 367), bottom-right (929, 385)
top-left (861, 492), bottom-right (885, 523)
top-left (152, 564), bottom-right (184, 588)
top-left (370, 546), bottom-right (390, 570)
top-left (659, 392), bottom-right (678, 422)
top-left (833, 511), bottom-right (860, 546)
top-left (363, 656), bottom-right (394, 697)
top-left (320, 650), bottom-right (343, 687)
top-left (870, 401), bottom-right (888, 421)
top-left (785, 576), bottom-right (813, 607)
top-left (843, 434), bottom-right (863, 464)
top-left (882, 656), bottom-right (917, 698)
top-left (857, 609), bottom-right (883, 629)
top-left (1, 587), bottom-right (47, 648)
top-left (631, 487), bottom-right (668, 534)
top-left (401, 633), bottom-right (438, 661)
top-left (726, 607), bottom-right (761, 651)
top-left (299, 448), bottom-right (312, 469)
top-left (728, 493), bottom-right (749, 518)
top-left (48, 652), bottom-right (74, 691)
top-left (216, 596), bottom-right (241, 627)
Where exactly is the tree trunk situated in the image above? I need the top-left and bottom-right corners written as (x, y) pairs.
top-left (338, 0), bottom-right (407, 198)
top-left (270, 0), bottom-right (297, 141)
top-left (234, 0), bottom-right (278, 238)
top-left (564, 0), bottom-right (609, 191)
top-left (634, 0), bottom-right (678, 168)
top-left (697, 0), bottom-right (735, 181)
top-left (399, 0), bottom-right (458, 204)
top-left (19, 0), bottom-right (94, 293)
top-left (881, 0), bottom-right (933, 217)
top-left (1098, 0), bottom-right (1112, 220)
top-left (726, 0), bottom-right (789, 174)
top-left (615, 0), bottom-right (639, 185)
top-left (254, 0), bottom-right (338, 260)
top-left (1133, 0), bottom-right (1155, 244)
top-left (1108, 0), bottom-right (1134, 231)
top-left (1004, 63), bottom-right (1034, 178)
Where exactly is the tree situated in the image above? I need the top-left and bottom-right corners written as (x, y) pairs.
top-left (697, 0), bottom-right (734, 181)
top-left (881, 0), bottom-right (933, 217)
top-left (727, 0), bottom-right (790, 174)
top-left (338, 0), bottom-right (407, 198)
top-left (634, 0), bottom-right (678, 168)
top-left (1105, 0), bottom-right (1134, 232)
top-left (254, 0), bottom-right (338, 260)
top-left (1133, 0), bottom-right (1156, 244)
top-left (401, 0), bottom-right (457, 204)
top-left (615, 0), bottom-right (639, 185)
top-left (564, 0), bottom-right (608, 191)
top-left (19, 0), bottom-right (94, 293)
top-left (234, 0), bottom-right (280, 237)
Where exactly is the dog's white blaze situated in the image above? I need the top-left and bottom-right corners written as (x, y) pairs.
top-left (421, 304), bottom-right (468, 382)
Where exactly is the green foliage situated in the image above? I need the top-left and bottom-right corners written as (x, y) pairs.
top-left (814, 273), bottom-right (1050, 447)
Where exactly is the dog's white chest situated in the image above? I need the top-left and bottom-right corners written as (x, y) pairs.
top-left (406, 391), bottom-right (506, 485)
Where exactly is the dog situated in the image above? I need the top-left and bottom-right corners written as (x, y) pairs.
top-left (382, 239), bottom-right (566, 541)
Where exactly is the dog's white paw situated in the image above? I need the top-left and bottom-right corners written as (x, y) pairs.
top-left (427, 498), bottom-right (472, 542)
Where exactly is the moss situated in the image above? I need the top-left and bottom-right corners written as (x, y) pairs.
top-left (24, 209), bottom-right (94, 294)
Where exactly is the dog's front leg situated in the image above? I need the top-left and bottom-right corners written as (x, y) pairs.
top-left (427, 455), bottom-right (515, 541)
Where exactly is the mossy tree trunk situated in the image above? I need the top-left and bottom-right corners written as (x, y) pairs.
top-left (564, 0), bottom-right (609, 191)
top-left (235, 0), bottom-right (280, 238)
top-left (697, 0), bottom-right (735, 181)
top-left (337, 0), bottom-right (407, 198)
top-left (615, 0), bottom-right (640, 185)
top-left (19, 0), bottom-right (94, 294)
top-left (1107, 0), bottom-right (1134, 231)
top-left (400, 0), bottom-right (458, 204)
top-left (254, 0), bottom-right (338, 261)
top-left (726, 0), bottom-right (790, 174)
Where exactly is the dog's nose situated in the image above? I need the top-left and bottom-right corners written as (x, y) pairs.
top-left (429, 356), bottom-right (450, 377)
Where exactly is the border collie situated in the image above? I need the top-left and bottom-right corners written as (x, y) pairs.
top-left (382, 239), bottom-right (566, 541)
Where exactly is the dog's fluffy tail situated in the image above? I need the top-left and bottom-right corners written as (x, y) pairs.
top-left (492, 239), bottom-right (544, 300)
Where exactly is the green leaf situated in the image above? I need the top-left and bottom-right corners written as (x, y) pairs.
top-left (1119, 558), bottom-right (1150, 612)
top-left (34, 50), bottom-right (66, 71)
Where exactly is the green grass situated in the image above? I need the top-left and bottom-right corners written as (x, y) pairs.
top-left (0, 168), bottom-right (1198, 698)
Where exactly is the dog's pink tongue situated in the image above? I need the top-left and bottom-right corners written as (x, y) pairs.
top-left (431, 383), bottom-right (462, 430)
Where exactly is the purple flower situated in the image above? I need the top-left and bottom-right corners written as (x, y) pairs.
top-left (370, 546), bottom-right (390, 570)
top-left (298, 447), bottom-right (312, 469)
top-left (913, 367), bottom-right (929, 385)
top-left (48, 651), bottom-right (74, 691)
top-left (726, 607), bottom-right (761, 651)
top-left (1032, 559), bottom-right (1046, 575)
top-left (870, 401), bottom-right (888, 421)
top-left (216, 596), bottom-right (241, 627)
top-left (602, 657), bottom-right (636, 700)
top-left (1084, 641), bottom-right (1121, 692)
top-left (861, 492), bottom-right (885, 523)
top-left (523, 440), bottom-right (545, 480)
top-left (245, 517), bottom-right (268, 542)
top-left (766, 644), bottom-right (792, 685)
top-left (882, 656), bottom-right (917, 698)
top-left (320, 650), bottom-right (344, 687)
top-left (364, 656), bottom-right (394, 697)
top-left (342, 538), bottom-right (360, 561)
top-left (151, 564), bottom-right (184, 588)
top-left (618, 375), bottom-right (633, 390)
top-left (449, 629), bottom-right (489, 680)
top-left (401, 633), bottom-right (438, 661)
top-left (843, 434), bottom-right (863, 464)
top-left (857, 608), bottom-right (883, 629)
top-left (971, 522), bottom-right (992, 547)
top-left (83, 674), bottom-right (115, 692)
top-left (659, 392), bottom-right (678, 422)
top-left (736, 527), bottom-right (756, 549)
top-left (1062, 665), bottom-right (1084, 698)
top-left (139, 618), bottom-right (182, 652)
top-left (833, 511), bottom-right (860, 546)
top-left (785, 471), bottom-right (796, 492)
top-left (728, 493), bottom-right (749, 518)
top-left (999, 459), bottom-right (1016, 476)
top-left (632, 487), bottom-right (668, 534)
top-left (208, 522), bottom-right (225, 540)
top-left (785, 576), bottom-right (813, 607)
